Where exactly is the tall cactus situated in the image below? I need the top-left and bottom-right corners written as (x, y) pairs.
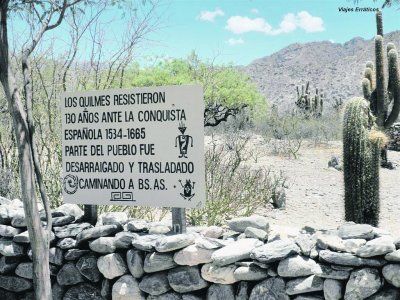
top-left (362, 11), bottom-right (400, 138)
top-left (343, 98), bottom-right (380, 225)
top-left (295, 81), bottom-right (324, 118)
top-left (344, 11), bottom-right (399, 225)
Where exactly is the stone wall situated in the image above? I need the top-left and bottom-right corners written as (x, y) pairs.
top-left (0, 198), bottom-right (400, 299)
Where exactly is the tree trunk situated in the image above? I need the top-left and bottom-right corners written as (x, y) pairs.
top-left (0, 2), bottom-right (52, 299)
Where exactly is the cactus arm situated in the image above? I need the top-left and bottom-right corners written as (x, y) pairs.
top-left (376, 10), bottom-right (383, 35)
top-left (375, 35), bottom-right (386, 127)
top-left (362, 78), bottom-right (372, 100)
top-left (364, 67), bottom-right (375, 90)
top-left (384, 49), bottom-right (400, 128)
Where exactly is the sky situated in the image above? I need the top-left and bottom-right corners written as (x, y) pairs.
top-left (142, 0), bottom-right (400, 65)
top-left (10, 0), bottom-right (400, 66)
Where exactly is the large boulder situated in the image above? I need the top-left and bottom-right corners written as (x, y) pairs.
top-left (168, 266), bottom-right (208, 293)
top-left (97, 253), bottom-right (127, 279)
top-left (112, 275), bottom-right (145, 300)
top-left (344, 268), bottom-right (382, 299)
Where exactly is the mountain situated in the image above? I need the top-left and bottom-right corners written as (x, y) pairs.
top-left (243, 31), bottom-right (400, 111)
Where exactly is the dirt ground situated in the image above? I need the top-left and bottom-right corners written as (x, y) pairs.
top-left (247, 136), bottom-right (400, 234)
top-left (206, 135), bottom-right (400, 234)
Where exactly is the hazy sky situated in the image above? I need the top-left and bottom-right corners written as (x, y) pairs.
top-left (11, 0), bottom-right (400, 66)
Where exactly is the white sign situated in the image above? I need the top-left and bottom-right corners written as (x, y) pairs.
top-left (61, 85), bottom-right (205, 208)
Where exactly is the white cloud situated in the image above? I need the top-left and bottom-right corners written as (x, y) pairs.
top-left (296, 11), bottom-right (325, 32)
top-left (226, 11), bottom-right (325, 35)
top-left (198, 8), bottom-right (225, 22)
top-left (227, 38), bottom-right (244, 46)
top-left (225, 16), bottom-right (272, 34)
top-left (250, 8), bottom-right (259, 14)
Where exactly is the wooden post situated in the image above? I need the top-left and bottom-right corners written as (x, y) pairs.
top-left (172, 208), bottom-right (186, 234)
top-left (84, 205), bottom-right (98, 225)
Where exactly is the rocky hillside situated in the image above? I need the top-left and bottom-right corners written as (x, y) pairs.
top-left (243, 31), bottom-right (400, 110)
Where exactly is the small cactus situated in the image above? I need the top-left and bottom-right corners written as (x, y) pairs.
top-left (295, 81), bottom-right (324, 118)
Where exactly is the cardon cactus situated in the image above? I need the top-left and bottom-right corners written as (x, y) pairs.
top-left (343, 98), bottom-right (382, 226)
top-left (362, 11), bottom-right (400, 165)
top-left (344, 11), bottom-right (399, 226)
top-left (295, 81), bottom-right (324, 118)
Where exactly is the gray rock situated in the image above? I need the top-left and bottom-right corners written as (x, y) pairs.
top-left (114, 231), bottom-right (138, 249)
top-left (97, 253), bottom-right (127, 279)
top-left (10, 212), bottom-right (26, 227)
top-left (52, 282), bottom-right (65, 300)
top-left (344, 268), bottom-right (382, 299)
top-left (112, 275), bottom-right (145, 300)
top-left (200, 226), bottom-right (224, 238)
top-left (295, 234), bottom-right (317, 256)
top-left (277, 255), bottom-right (319, 277)
top-left (227, 215), bottom-right (269, 232)
top-left (367, 289), bottom-right (400, 300)
top-left (343, 239), bottom-right (367, 253)
top-left (286, 275), bottom-right (324, 295)
top-left (15, 262), bottom-right (33, 279)
top-left (101, 279), bottom-right (111, 299)
top-left (249, 277), bottom-right (289, 300)
top-left (292, 297), bottom-right (323, 300)
top-left (0, 238), bottom-right (24, 256)
top-left (57, 237), bottom-right (77, 250)
top-left (324, 279), bottom-right (343, 300)
top-left (201, 263), bottom-right (237, 284)
top-left (244, 227), bottom-right (268, 241)
top-left (76, 254), bottom-right (101, 282)
top-left (155, 233), bottom-right (196, 252)
top-left (182, 295), bottom-right (202, 300)
top-left (139, 272), bottom-right (171, 295)
top-left (0, 196), bottom-right (11, 206)
top-left (52, 215), bottom-right (75, 227)
top-left (76, 224), bottom-right (121, 244)
top-left (174, 244), bottom-right (214, 266)
top-left (126, 249), bottom-right (144, 278)
top-left (0, 256), bottom-right (18, 274)
top-left (127, 219), bottom-right (148, 232)
top-left (49, 247), bottom-right (63, 265)
top-left (384, 249), bottom-right (400, 262)
top-left (314, 264), bottom-right (350, 280)
top-left (148, 224), bottom-right (171, 235)
top-left (382, 264), bottom-right (400, 287)
top-left (54, 204), bottom-right (84, 219)
top-left (319, 249), bottom-right (385, 267)
top-left (355, 237), bottom-right (395, 257)
top-left (316, 233), bottom-right (347, 252)
top-left (97, 212), bottom-right (128, 226)
top-left (147, 292), bottom-right (181, 300)
top-left (0, 205), bottom-right (23, 224)
top-left (132, 234), bottom-right (163, 251)
top-left (144, 252), bottom-right (177, 273)
top-left (250, 239), bottom-right (300, 263)
top-left (0, 224), bottom-right (21, 237)
top-left (13, 230), bottom-right (55, 244)
top-left (195, 237), bottom-right (231, 250)
top-left (89, 237), bottom-right (116, 253)
top-left (0, 275), bottom-right (32, 292)
top-left (54, 223), bottom-right (92, 239)
top-left (207, 284), bottom-right (235, 300)
top-left (57, 263), bottom-right (84, 286)
top-left (168, 266), bottom-right (208, 293)
top-left (63, 283), bottom-right (103, 300)
top-left (236, 281), bottom-right (248, 300)
top-left (212, 238), bottom-right (263, 266)
top-left (338, 223), bottom-right (374, 240)
top-left (233, 265), bottom-right (268, 281)
top-left (64, 249), bottom-right (90, 261)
